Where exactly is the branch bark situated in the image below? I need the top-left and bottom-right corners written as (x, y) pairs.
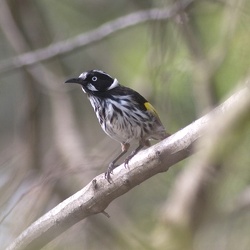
top-left (6, 83), bottom-right (250, 250)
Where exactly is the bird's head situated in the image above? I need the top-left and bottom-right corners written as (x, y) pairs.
top-left (65, 69), bottom-right (119, 94)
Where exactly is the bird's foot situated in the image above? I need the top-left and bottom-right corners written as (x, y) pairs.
top-left (124, 156), bottom-right (132, 169)
top-left (105, 162), bottom-right (117, 183)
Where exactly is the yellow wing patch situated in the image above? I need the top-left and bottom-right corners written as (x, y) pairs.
top-left (144, 102), bottom-right (160, 119)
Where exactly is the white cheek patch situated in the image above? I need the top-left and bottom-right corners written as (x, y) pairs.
top-left (107, 78), bottom-right (119, 90)
top-left (87, 83), bottom-right (98, 91)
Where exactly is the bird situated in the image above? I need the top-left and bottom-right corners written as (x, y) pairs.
top-left (65, 70), bottom-right (170, 182)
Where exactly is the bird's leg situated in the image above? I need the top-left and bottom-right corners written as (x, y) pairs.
top-left (105, 143), bottom-right (130, 182)
top-left (124, 139), bottom-right (149, 168)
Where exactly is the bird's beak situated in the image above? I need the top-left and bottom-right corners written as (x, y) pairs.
top-left (65, 77), bottom-right (83, 84)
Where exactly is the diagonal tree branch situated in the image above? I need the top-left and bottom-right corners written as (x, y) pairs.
top-left (0, 0), bottom-right (194, 74)
top-left (6, 83), bottom-right (250, 250)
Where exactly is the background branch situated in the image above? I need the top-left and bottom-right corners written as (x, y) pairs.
top-left (0, 0), bottom-right (193, 74)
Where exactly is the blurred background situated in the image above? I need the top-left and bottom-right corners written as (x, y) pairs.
top-left (0, 0), bottom-right (250, 249)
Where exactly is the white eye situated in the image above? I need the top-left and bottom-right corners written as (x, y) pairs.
top-left (92, 76), bottom-right (97, 81)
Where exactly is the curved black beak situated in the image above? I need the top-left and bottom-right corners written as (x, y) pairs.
top-left (65, 77), bottom-right (83, 84)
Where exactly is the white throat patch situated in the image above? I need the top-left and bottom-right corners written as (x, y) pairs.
top-left (107, 78), bottom-right (119, 90)
top-left (81, 86), bottom-right (86, 93)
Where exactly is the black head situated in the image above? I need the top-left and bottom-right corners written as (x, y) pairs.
top-left (65, 70), bottom-right (119, 94)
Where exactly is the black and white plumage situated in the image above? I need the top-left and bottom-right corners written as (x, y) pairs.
top-left (65, 70), bottom-right (169, 182)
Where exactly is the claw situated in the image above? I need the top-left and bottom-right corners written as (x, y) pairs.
top-left (105, 162), bottom-right (116, 183)
top-left (123, 143), bottom-right (144, 169)
top-left (124, 157), bottom-right (131, 169)
top-left (105, 171), bottom-right (112, 183)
